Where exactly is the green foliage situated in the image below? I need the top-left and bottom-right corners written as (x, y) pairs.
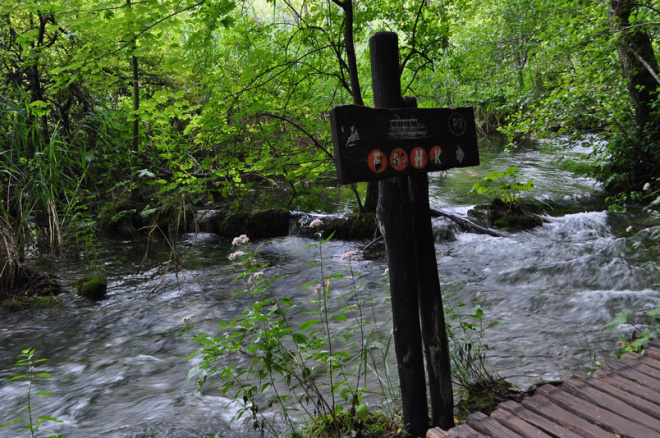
top-left (605, 304), bottom-right (660, 358)
top-left (185, 230), bottom-right (401, 437)
top-left (0, 0), bottom-right (658, 230)
top-left (0, 349), bottom-right (63, 438)
top-left (0, 96), bottom-right (99, 261)
top-left (444, 297), bottom-right (500, 393)
top-left (471, 166), bottom-right (534, 206)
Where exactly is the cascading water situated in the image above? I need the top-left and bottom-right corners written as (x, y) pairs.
top-left (1, 136), bottom-right (659, 437)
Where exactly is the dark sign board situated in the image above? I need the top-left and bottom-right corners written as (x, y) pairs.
top-left (330, 105), bottom-right (479, 185)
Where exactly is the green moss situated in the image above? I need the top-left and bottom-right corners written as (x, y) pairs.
top-left (2, 295), bottom-right (63, 311)
top-left (76, 275), bottom-right (108, 300)
top-left (455, 379), bottom-right (523, 422)
top-left (302, 409), bottom-right (404, 438)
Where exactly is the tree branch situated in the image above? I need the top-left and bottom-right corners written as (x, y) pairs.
top-left (254, 112), bottom-right (334, 160)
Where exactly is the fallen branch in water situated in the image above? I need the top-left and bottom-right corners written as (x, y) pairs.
top-left (430, 209), bottom-right (504, 237)
top-left (364, 209), bottom-right (504, 251)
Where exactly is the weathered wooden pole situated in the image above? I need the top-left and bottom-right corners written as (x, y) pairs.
top-left (401, 96), bottom-right (455, 430)
top-left (370, 31), bottom-right (429, 438)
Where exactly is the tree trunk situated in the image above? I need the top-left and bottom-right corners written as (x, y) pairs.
top-left (610, 1), bottom-right (660, 130)
top-left (128, 0), bottom-right (140, 201)
top-left (610, 0), bottom-right (660, 187)
top-left (334, 0), bottom-right (379, 213)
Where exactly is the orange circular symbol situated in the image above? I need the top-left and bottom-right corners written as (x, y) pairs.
top-left (368, 149), bottom-right (387, 173)
top-left (411, 147), bottom-right (428, 169)
top-left (429, 146), bottom-right (443, 166)
top-left (390, 148), bottom-right (408, 171)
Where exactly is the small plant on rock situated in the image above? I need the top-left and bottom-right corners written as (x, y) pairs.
top-left (471, 166), bottom-right (534, 208)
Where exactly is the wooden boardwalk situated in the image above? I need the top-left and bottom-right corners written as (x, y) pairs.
top-left (428, 339), bottom-right (660, 438)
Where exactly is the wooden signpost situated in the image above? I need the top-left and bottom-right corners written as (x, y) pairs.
top-left (330, 106), bottom-right (479, 184)
top-left (329, 32), bottom-right (480, 437)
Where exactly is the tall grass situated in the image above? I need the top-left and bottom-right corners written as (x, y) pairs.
top-left (0, 95), bottom-right (97, 276)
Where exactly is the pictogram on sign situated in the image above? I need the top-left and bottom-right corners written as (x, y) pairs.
top-left (411, 147), bottom-right (428, 169)
top-left (368, 149), bottom-right (387, 173)
top-left (430, 146), bottom-right (442, 165)
top-left (390, 148), bottom-right (408, 171)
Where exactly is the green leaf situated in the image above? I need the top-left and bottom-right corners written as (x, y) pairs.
top-left (1, 418), bottom-right (24, 428)
top-left (605, 308), bottom-right (632, 332)
top-left (356, 404), bottom-right (369, 421)
top-left (300, 319), bottom-right (321, 331)
top-left (37, 415), bottom-right (61, 423)
top-left (9, 375), bottom-right (28, 381)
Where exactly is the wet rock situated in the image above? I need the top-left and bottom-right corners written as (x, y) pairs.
top-left (0, 263), bottom-right (63, 310)
top-left (296, 212), bottom-right (378, 240)
top-left (76, 275), bottom-right (108, 301)
top-left (214, 209), bottom-right (292, 238)
top-left (469, 199), bottom-right (543, 231)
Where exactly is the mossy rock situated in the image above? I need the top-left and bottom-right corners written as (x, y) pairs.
top-left (215, 209), bottom-right (292, 238)
top-left (297, 212), bottom-right (379, 240)
top-left (76, 275), bottom-right (108, 301)
top-left (456, 379), bottom-right (523, 421)
top-left (469, 198), bottom-right (543, 231)
top-left (1, 295), bottom-right (63, 311)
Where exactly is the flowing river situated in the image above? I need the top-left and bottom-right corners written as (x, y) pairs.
top-left (1, 136), bottom-right (659, 437)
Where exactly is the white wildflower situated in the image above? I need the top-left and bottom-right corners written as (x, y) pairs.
top-left (249, 271), bottom-right (264, 283)
top-left (383, 268), bottom-right (389, 277)
top-left (341, 250), bottom-right (356, 261)
top-left (228, 250), bottom-right (246, 261)
top-left (309, 219), bottom-right (323, 228)
top-left (315, 284), bottom-right (322, 293)
top-left (232, 234), bottom-right (249, 246)
top-left (626, 226), bottom-right (633, 233)
top-left (182, 316), bottom-right (192, 326)
top-left (643, 182), bottom-right (651, 191)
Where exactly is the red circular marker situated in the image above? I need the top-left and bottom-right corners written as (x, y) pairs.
top-left (390, 148), bottom-right (408, 171)
top-left (368, 149), bottom-right (387, 173)
top-left (411, 147), bottom-right (428, 169)
top-left (430, 146), bottom-right (443, 165)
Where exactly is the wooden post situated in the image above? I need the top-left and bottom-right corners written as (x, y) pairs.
top-left (370, 31), bottom-right (429, 438)
top-left (401, 96), bottom-right (455, 430)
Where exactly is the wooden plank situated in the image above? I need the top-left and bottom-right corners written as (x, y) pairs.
top-left (561, 376), bottom-right (660, 432)
top-left (537, 383), bottom-right (658, 437)
top-left (427, 427), bottom-right (452, 438)
top-left (600, 361), bottom-right (660, 392)
top-left (644, 339), bottom-right (660, 360)
top-left (621, 350), bottom-right (660, 372)
top-left (592, 368), bottom-right (660, 405)
top-left (522, 393), bottom-right (617, 438)
top-left (498, 400), bottom-right (584, 438)
top-left (573, 372), bottom-right (660, 421)
top-left (627, 350), bottom-right (660, 370)
top-left (489, 407), bottom-right (553, 438)
top-left (466, 411), bottom-right (525, 438)
top-left (618, 354), bottom-right (660, 379)
top-left (442, 424), bottom-right (488, 438)
top-left (642, 348), bottom-right (660, 364)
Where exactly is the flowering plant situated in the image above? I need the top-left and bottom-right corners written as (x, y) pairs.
top-left (185, 224), bottom-right (401, 437)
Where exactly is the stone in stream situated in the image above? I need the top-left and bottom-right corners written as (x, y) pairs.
top-left (76, 275), bottom-right (108, 301)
